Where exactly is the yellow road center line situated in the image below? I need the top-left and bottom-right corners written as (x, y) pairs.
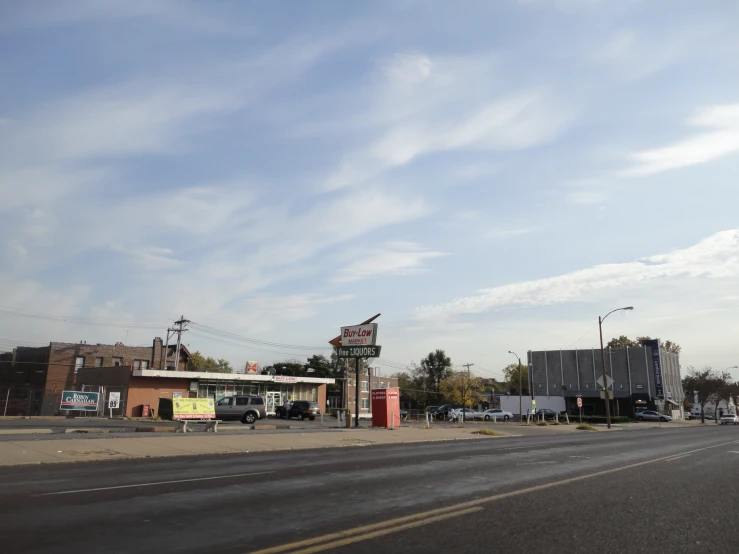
top-left (288, 507), bottom-right (483, 554)
top-left (249, 439), bottom-right (738, 554)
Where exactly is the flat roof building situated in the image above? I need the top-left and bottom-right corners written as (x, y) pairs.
top-left (528, 339), bottom-right (683, 417)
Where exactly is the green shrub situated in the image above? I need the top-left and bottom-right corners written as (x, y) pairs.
top-left (576, 423), bottom-right (596, 431)
top-left (474, 428), bottom-right (503, 436)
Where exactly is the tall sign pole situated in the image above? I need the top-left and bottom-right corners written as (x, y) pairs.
top-left (330, 315), bottom-right (382, 429)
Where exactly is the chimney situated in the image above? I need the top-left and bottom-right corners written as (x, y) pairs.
top-left (153, 337), bottom-right (163, 370)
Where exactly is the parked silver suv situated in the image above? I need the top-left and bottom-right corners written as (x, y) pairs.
top-left (215, 395), bottom-right (266, 424)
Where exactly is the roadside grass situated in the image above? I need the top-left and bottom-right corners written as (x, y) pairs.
top-left (576, 423), bottom-right (596, 431)
top-left (474, 428), bottom-right (504, 436)
top-left (536, 421), bottom-right (548, 426)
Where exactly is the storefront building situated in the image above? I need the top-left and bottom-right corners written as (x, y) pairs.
top-left (75, 368), bottom-right (334, 418)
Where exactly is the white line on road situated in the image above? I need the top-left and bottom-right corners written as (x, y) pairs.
top-left (34, 471), bottom-right (274, 496)
top-left (727, 451), bottom-right (739, 454)
top-left (664, 454), bottom-right (690, 462)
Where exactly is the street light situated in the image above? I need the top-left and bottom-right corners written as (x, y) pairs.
top-left (508, 351), bottom-right (522, 423)
top-left (599, 306), bottom-right (634, 429)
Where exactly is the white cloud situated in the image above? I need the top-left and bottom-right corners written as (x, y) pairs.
top-left (110, 245), bottom-right (182, 270)
top-left (18, 85), bottom-right (241, 162)
top-left (564, 179), bottom-right (612, 205)
top-left (333, 241), bottom-right (447, 283)
top-left (323, 52), bottom-right (574, 191)
top-left (619, 104), bottom-right (739, 177)
top-left (245, 189), bottom-right (433, 268)
top-left (415, 229), bottom-right (739, 321)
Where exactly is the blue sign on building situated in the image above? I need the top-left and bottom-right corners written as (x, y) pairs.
top-left (642, 340), bottom-right (664, 399)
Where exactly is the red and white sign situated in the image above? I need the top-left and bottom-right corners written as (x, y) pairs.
top-left (341, 323), bottom-right (378, 346)
top-left (577, 397), bottom-right (583, 408)
top-left (246, 361), bottom-right (258, 374)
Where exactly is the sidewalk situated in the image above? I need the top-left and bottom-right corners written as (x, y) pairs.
top-left (1, 418), bottom-right (694, 467)
top-left (0, 422), bottom-right (559, 466)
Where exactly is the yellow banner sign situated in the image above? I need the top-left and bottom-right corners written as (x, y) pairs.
top-left (172, 398), bottom-right (215, 419)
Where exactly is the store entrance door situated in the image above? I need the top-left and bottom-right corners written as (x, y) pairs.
top-left (266, 391), bottom-right (282, 415)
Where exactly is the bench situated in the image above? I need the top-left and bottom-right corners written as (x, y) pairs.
top-left (174, 419), bottom-right (221, 433)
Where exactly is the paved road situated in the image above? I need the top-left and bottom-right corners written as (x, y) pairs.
top-left (0, 426), bottom-right (736, 553)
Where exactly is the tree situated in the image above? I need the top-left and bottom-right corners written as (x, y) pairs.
top-left (440, 372), bottom-right (484, 417)
top-left (188, 351), bottom-right (233, 373)
top-left (682, 366), bottom-right (722, 423)
top-left (502, 362), bottom-right (529, 395)
top-left (605, 336), bottom-right (681, 354)
top-left (213, 358), bottom-right (233, 374)
top-left (272, 359), bottom-right (306, 377)
top-left (305, 354), bottom-right (333, 378)
top-left (420, 350), bottom-right (453, 392)
top-left (712, 371), bottom-right (733, 421)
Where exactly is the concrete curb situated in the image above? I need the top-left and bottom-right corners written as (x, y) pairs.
top-left (0, 429), bottom-right (54, 435)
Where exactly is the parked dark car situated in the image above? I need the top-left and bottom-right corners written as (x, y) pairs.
top-left (532, 408), bottom-right (559, 421)
top-left (433, 405), bottom-right (456, 420)
top-left (214, 395), bottom-right (266, 424)
top-left (278, 400), bottom-right (320, 421)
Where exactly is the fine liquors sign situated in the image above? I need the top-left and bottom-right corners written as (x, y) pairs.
top-left (337, 345), bottom-right (382, 358)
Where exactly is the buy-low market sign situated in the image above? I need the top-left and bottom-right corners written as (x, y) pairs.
top-left (341, 323), bottom-right (377, 346)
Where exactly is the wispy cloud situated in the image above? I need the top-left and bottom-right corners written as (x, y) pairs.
top-left (110, 245), bottom-right (182, 270)
top-left (415, 229), bottom-right (739, 321)
top-left (323, 52), bottom-right (574, 191)
top-left (333, 241), bottom-right (447, 283)
top-left (619, 104), bottom-right (739, 177)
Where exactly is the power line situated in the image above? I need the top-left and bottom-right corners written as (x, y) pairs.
top-left (188, 330), bottom-right (331, 358)
top-left (0, 307), bottom-right (167, 330)
top-left (564, 322), bottom-right (600, 349)
top-left (190, 322), bottom-right (330, 351)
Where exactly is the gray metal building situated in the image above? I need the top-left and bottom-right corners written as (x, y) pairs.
top-left (527, 340), bottom-right (683, 416)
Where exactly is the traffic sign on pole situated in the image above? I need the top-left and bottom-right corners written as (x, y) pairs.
top-left (577, 397), bottom-right (582, 408)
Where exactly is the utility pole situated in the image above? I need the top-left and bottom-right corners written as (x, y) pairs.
top-left (462, 363), bottom-right (474, 423)
top-left (162, 327), bottom-right (176, 370)
top-left (172, 316), bottom-right (190, 372)
top-left (509, 351), bottom-right (522, 423)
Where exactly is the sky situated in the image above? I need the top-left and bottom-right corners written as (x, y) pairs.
top-left (1, 0), bottom-right (739, 381)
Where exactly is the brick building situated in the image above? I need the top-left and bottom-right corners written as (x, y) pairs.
top-left (328, 367), bottom-right (399, 417)
top-left (0, 338), bottom-right (190, 416)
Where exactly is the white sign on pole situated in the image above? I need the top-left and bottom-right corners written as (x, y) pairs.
top-left (577, 397), bottom-right (583, 408)
top-left (108, 392), bottom-right (120, 409)
top-left (340, 323), bottom-right (378, 346)
top-left (596, 374), bottom-right (614, 390)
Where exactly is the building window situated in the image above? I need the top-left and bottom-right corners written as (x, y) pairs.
top-left (133, 360), bottom-right (140, 370)
top-left (348, 379), bottom-right (353, 387)
top-left (74, 357), bottom-right (84, 374)
top-left (361, 398), bottom-right (369, 410)
top-left (361, 381), bottom-right (369, 392)
top-left (141, 360), bottom-right (149, 369)
top-left (112, 357), bottom-right (123, 367)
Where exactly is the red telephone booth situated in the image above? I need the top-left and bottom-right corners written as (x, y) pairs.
top-left (371, 388), bottom-right (401, 428)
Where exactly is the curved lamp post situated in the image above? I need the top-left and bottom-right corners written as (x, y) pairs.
top-left (599, 306), bottom-right (634, 429)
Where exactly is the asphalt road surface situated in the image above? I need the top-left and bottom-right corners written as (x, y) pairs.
top-left (1, 426), bottom-right (737, 553)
